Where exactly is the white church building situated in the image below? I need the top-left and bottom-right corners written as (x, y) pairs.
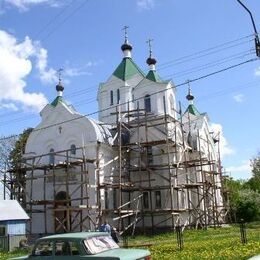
top-left (24, 34), bottom-right (225, 235)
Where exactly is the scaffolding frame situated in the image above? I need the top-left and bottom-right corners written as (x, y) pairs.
top-left (109, 98), bottom-right (227, 234)
top-left (3, 98), bottom-right (228, 235)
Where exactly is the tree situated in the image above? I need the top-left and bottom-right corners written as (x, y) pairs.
top-left (0, 136), bottom-right (17, 199)
top-left (8, 128), bottom-right (33, 202)
top-left (9, 128), bottom-right (33, 169)
top-left (224, 177), bottom-right (244, 221)
top-left (0, 136), bottom-right (17, 170)
top-left (245, 155), bottom-right (260, 193)
top-left (235, 189), bottom-right (260, 222)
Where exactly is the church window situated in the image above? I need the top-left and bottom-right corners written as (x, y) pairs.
top-left (143, 192), bottom-right (149, 209)
top-left (155, 190), bottom-right (161, 208)
top-left (169, 94), bottom-right (174, 114)
top-left (113, 189), bottom-right (117, 209)
top-left (144, 95), bottom-right (151, 112)
top-left (147, 146), bottom-right (153, 165)
top-left (110, 90), bottom-right (113, 105)
top-left (105, 190), bottom-right (108, 209)
top-left (49, 148), bottom-right (55, 164)
top-left (70, 144), bottom-right (76, 155)
top-left (117, 89), bottom-right (120, 104)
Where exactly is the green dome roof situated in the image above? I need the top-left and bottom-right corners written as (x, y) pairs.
top-left (113, 57), bottom-right (145, 81)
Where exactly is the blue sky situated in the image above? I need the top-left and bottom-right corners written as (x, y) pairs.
top-left (0, 0), bottom-right (259, 180)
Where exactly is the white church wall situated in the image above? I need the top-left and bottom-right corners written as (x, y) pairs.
top-left (98, 74), bottom-right (143, 124)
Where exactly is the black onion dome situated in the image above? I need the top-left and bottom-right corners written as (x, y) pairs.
top-left (186, 92), bottom-right (194, 101)
top-left (146, 57), bottom-right (157, 66)
top-left (56, 83), bottom-right (64, 92)
top-left (121, 42), bottom-right (133, 52)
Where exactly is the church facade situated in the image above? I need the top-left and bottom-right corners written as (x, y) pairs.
top-left (24, 35), bottom-right (225, 234)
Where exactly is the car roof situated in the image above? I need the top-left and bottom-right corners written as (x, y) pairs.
top-left (38, 232), bottom-right (108, 241)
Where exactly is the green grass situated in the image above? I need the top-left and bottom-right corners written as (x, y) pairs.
top-left (0, 248), bottom-right (30, 260)
top-left (128, 223), bottom-right (260, 259)
top-left (1, 223), bottom-right (260, 260)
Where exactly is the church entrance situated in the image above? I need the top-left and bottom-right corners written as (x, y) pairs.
top-left (54, 191), bottom-right (71, 233)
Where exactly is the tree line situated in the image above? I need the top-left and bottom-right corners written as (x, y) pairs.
top-left (224, 155), bottom-right (260, 222)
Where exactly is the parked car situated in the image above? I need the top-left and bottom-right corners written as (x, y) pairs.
top-left (10, 232), bottom-right (151, 259)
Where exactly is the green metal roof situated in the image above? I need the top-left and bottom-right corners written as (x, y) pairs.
top-left (185, 104), bottom-right (201, 116)
top-left (113, 57), bottom-right (145, 81)
top-left (146, 70), bottom-right (163, 82)
top-left (50, 96), bottom-right (76, 113)
top-left (50, 96), bottom-right (63, 107)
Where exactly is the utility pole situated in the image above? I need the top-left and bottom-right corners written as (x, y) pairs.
top-left (236, 0), bottom-right (260, 57)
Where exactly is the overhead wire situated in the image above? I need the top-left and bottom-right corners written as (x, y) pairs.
top-left (0, 32), bottom-right (254, 117)
top-left (0, 46), bottom-right (256, 123)
top-left (40, 0), bottom-right (90, 43)
top-left (0, 43), bottom-right (254, 121)
top-left (0, 57), bottom-right (257, 141)
top-left (0, 48), bottom-right (254, 124)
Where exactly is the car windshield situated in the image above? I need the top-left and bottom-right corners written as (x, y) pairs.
top-left (84, 235), bottom-right (119, 254)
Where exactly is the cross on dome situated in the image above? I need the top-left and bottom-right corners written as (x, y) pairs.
top-left (146, 38), bottom-right (157, 70)
top-left (56, 68), bottom-right (64, 96)
top-left (121, 26), bottom-right (132, 57)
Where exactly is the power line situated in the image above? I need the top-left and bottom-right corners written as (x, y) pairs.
top-left (0, 57), bottom-right (257, 141)
top-left (33, 0), bottom-right (76, 40)
top-left (0, 44), bottom-right (254, 121)
top-left (40, 0), bottom-right (90, 43)
top-left (0, 49), bottom-right (254, 125)
top-left (157, 35), bottom-right (253, 69)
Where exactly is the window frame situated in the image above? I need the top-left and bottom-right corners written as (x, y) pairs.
top-left (143, 191), bottom-right (149, 209)
top-left (144, 94), bottom-right (151, 112)
top-left (49, 148), bottom-right (55, 164)
top-left (110, 90), bottom-right (114, 106)
top-left (70, 144), bottom-right (76, 155)
top-left (155, 190), bottom-right (162, 209)
top-left (116, 89), bottom-right (120, 104)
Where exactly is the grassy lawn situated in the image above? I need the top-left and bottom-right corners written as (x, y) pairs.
top-left (128, 222), bottom-right (260, 259)
top-left (1, 223), bottom-right (260, 260)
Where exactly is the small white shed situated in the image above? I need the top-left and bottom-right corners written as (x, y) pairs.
top-left (0, 200), bottom-right (29, 251)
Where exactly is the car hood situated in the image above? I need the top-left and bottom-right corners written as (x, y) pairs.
top-left (85, 248), bottom-right (150, 259)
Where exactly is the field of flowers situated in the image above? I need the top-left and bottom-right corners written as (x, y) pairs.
top-left (1, 223), bottom-right (260, 260)
top-left (128, 223), bottom-right (260, 259)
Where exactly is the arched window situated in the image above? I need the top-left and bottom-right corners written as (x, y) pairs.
top-left (117, 89), bottom-right (120, 104)
top-left (169, 94), bottom-right (175, 114)
top-left (110, 90), bottom-right (113, 105)
top-left (49, 148), bottom-right (55, 164)
top-left (70, 144), bottom-right (76, 155)
top-left (144, 94), bottom-right (151, 112)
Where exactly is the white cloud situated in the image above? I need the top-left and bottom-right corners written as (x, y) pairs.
top-left (35, 47), bottom-right (57, 84)
top-left (0, 103), bottom-right (18, 111)
top-left (233, 94), bottom-right (245, 103)
top-left (210, 123), bottom-right (235, 158)
top-left (226, 161), bottom-right (251, 173)
top-left (226, 160), bottom-right (252, 179)
top-left (0, 29), bottom-right (48, 112)
top-left (255, 66), bottom-right (260, 76)
top-left (0, 29), bottom-right (93, 113)
top-left (137, 0), bottom-right (155, 10)
top-left (62, 60), bottom-right (103, 78)
top-left (3, 0), bottom-right (60, 11)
